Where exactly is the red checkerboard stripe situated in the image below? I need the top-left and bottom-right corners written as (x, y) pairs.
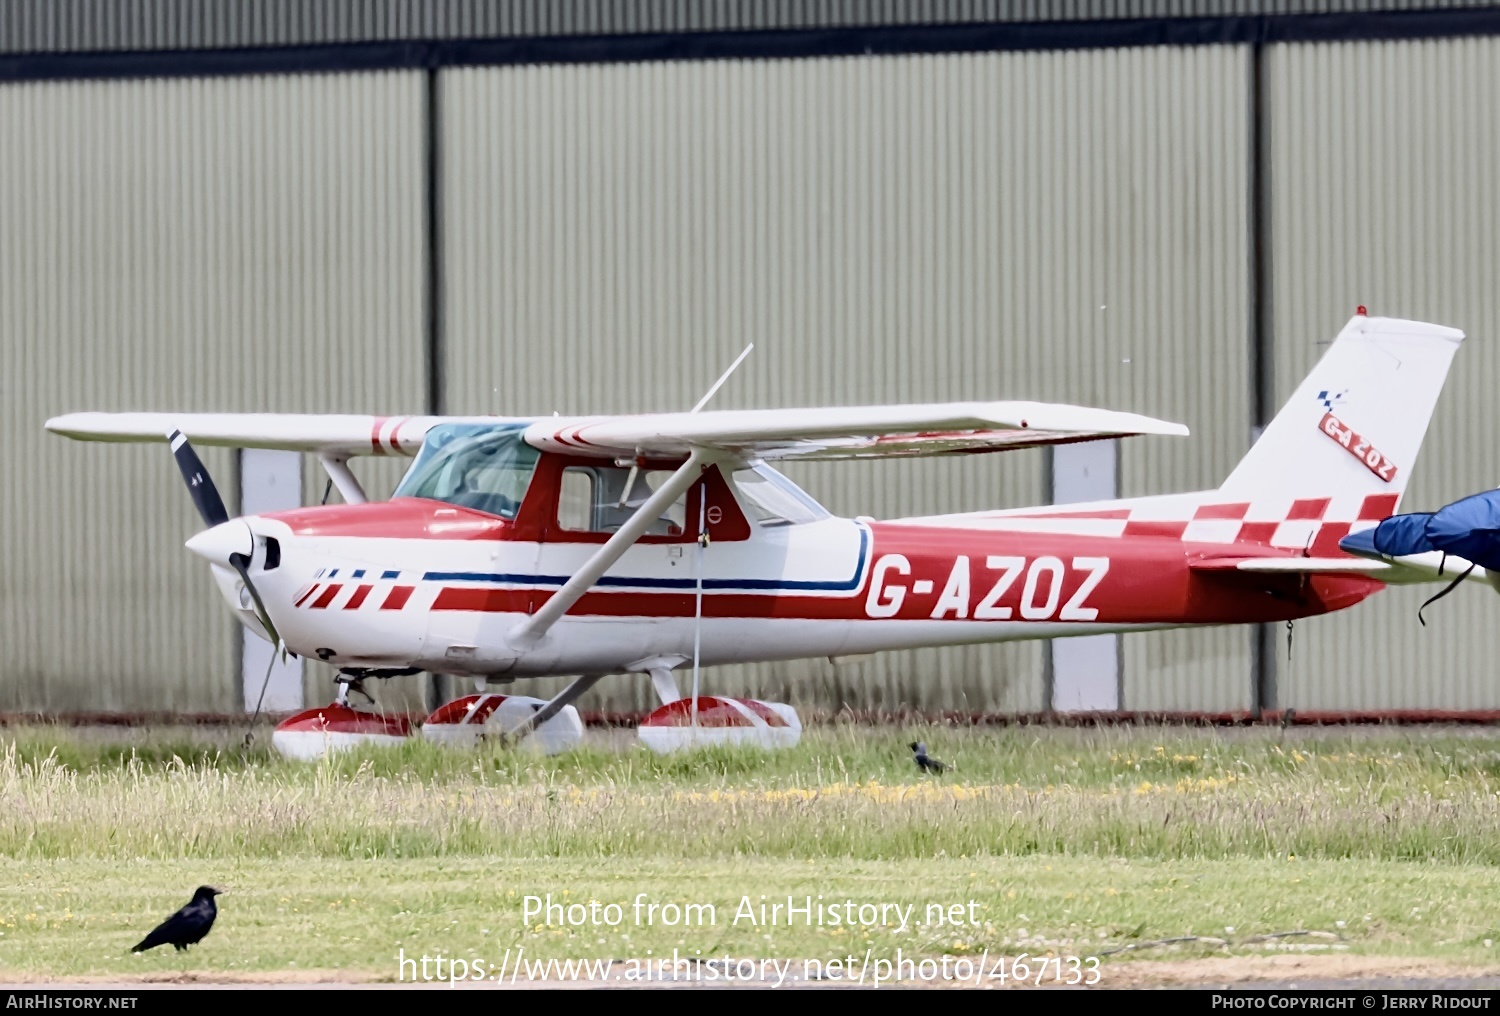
top-left (1193, 503), bottom-right (1250, 520)
top-left (1287, 497), bottom-right (1331, 521)
top-left (1358, 493), bottom-right (1400, 520)
top-left (1002, 493), bottom-right (1402, 550)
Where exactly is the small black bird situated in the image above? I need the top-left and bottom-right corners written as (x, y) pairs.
top-left (131, 886), bottom-right (223, 954)
top-left (909, 741), bottom-right (948, 774)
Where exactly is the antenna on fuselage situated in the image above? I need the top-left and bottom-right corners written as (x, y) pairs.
top-left (690, 344), bottom-right (754, 414)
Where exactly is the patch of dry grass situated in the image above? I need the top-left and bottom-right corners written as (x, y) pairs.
top-left (2, 724), bottom-right (1500, 863)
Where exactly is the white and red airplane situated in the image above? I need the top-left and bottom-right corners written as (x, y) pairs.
top-left (45, 310), bottom-right (1471, 755)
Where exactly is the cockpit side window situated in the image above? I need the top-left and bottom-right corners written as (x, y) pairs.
top-left (392, 423), bottom-right (540, 520)
top-left (558, 465), bottom-right (688, 536)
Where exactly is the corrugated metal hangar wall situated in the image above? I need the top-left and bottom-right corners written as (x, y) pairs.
top-left (0, 73), bottom-right (428, 714)
top-left (2, 0), bottom-right (1498, 717)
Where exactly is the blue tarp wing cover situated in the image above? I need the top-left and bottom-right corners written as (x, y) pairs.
top-left (1369, 513), bottom-right (1434, 558)
top-left (1360, 489), bottom-right (1500, 572)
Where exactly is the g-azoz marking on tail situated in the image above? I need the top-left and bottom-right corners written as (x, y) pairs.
top-left (1320, 412), bottom-right (1397, 483)
top-left (44, 311), bottom-right (1469, 750)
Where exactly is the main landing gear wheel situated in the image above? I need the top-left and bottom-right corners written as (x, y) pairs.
top-left (268, 671), bottom-right (596, 760)
top-left (270, 708), bottom-right (413, 762)
top-left (634, 664), bottom-right (802, 753)
top-left (421, 693), bottom-right (585, 755)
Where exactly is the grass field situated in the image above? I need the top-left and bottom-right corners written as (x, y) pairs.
top-left (3, 722), bottom-right (1500, 984)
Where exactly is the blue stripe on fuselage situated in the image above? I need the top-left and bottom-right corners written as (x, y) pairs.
top-left (420, 527), bottom-right (869, 593)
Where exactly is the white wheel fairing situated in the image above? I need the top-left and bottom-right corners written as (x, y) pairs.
top-left (637, 725), bottom-right (801, 753)
top-left (418, 694), bottom-right (584, 755)
top-left (270, 705), bottom-right (413, 761)
top-left (271, 729), bottom-right (411, 761)
top-left (637, 697), bottom-right (802, 753)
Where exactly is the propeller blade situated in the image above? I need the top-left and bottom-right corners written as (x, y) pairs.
top-left (165, 430), bottom-right (284, 653)
top-left (168, 430), bottom-right (230, 528)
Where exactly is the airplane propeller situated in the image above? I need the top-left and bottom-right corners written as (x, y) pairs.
top-left (167, 430), bottom-right (285, 653)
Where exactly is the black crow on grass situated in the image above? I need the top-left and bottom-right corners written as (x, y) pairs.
top-left (909, 741), bottom-right (949, 774)
top-left (132, 886), bottom-right (222, 953)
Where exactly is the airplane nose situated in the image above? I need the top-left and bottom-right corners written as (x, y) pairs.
top-left (185, 520), bottom-right (253, 566)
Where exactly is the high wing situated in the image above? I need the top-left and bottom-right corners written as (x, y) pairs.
top-left (48, 401), bottom-right (1187, 463)
top-left (524, 401), bottom-right (1189, 461)
top-left (43, 412), bottom-right (515, 457)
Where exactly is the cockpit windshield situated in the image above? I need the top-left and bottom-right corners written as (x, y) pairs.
top-left (392, 423), bottom-right (540, 520)
top-left (730, 462), bottom-right (831, 526)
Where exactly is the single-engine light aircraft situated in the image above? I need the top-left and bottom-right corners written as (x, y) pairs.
top-left (46, 311), bottom-right (1466, 755)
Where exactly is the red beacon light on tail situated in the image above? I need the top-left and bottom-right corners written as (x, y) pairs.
top-left (1357, 305), bottom-right (1368, 316)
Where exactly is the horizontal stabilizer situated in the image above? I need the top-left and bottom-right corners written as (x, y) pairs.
top-left (1191, 556), bottom-right (1389, 574)
top-left (1190, 552), bottom-right (1488, 586)
top-left (1339, 490), bottom-right (1500, 572)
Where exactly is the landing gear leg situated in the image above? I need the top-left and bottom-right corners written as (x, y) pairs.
top-left (500, 674), bottom-right (606, 745)
top-left (649, 667), bottom-right (681, 705)
top-left (333, 674), bottom-right (373, 706)
top-left (626, 655), bottom-right (688, 707)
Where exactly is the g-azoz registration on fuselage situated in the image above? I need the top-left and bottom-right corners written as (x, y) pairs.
top-left (45, 312), bottom-right (1487, 732)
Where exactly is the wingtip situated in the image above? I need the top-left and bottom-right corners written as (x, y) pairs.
top-left (44, 411), bottom-right (103, 437)
top-left (1132, 420), bottom-right (1190, 438)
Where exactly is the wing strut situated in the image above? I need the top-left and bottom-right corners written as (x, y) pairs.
top-left (317, 454), bottom-right (368, 505)
top-left (500, 673), bottom-right (607, 744)
top-left (507, 447), bottom-right (717, 648)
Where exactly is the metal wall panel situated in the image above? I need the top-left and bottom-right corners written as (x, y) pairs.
top-left (0, 71), bottom-right (427, 713)
top-left (1268, 38), bottom-right (1500, 710)
top-left (441, 46), bottom-right (1249, 715)
top-left (2, 0), bottom-right (1492, 55)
